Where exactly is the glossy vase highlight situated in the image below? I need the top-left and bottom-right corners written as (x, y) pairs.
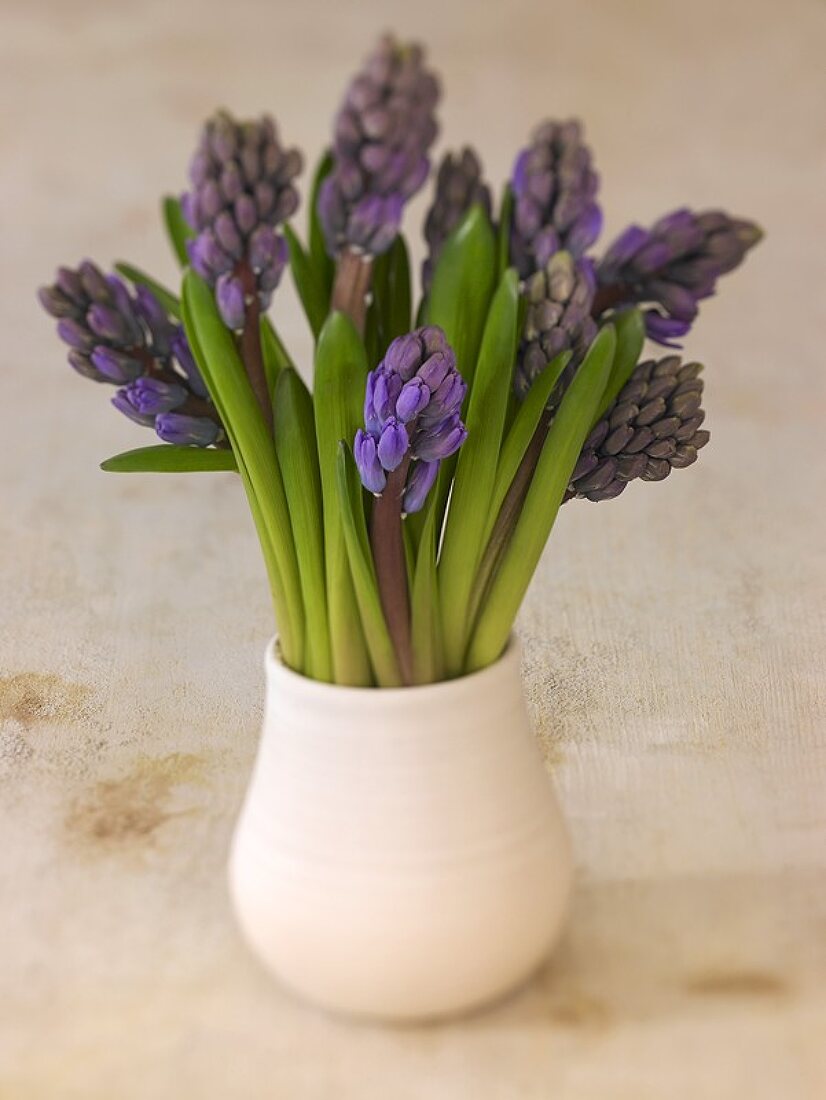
top-left (229, 637), bottom-right (572, 1021)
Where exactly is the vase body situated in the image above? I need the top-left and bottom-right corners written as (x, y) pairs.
top-left (228, 637), bottom-right (572, 1021)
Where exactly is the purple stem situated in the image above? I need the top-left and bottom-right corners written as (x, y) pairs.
top-left (238, 262), bottom-right (273, 432)
top-left (370, 458), bottom-right (414, 685)
top-left (331, 248), bottom-right (373, 336)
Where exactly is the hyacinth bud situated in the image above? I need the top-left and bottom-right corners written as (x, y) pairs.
top-left (596, 208), bottom-right (763, 346)
top-left (155, 413), bottom-right (221, 447)
top-left (567, 356), bottom-right (710, 502)
top-left (354, 325), bottom-right (467, 513)
top-left (119, 377), bottom-right (188, 416)
top-left (182, 110), bottom-right (302, 329)
top-left (510, 120), bottom-right (601, 280)
top-left (40, 261), bottom-right (156, 383)
top-left (515, 251), bottom-right (597, 401)
top-left (422, 147), bottom-right (492, 292)
top-left (319, 35), bottom-right (440, 258)
top-left (171, 327), bottom-right (208, 398)
top-left (402, 459), bottom-right (439, 514)
top-left (39, 261), bottom-right (222, 446)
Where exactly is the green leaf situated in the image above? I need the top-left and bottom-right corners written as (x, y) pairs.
top-left (273, 369), bottom-right (332, 682)
top-left (101, 444), bottom-right (237, 474)
top-left (182, 270), bottom-right (305, 670)
top-left (426, 203), bottom-right (498, 529)
top-left (496, 185), bottom-right (514, 280)
top-left (114, 263), bottom-right (181, 319)
top-left (410, 497), bottom-right (443, 685)
top-left (372, 235), bottom-right (412, 348)
top-left (163, 196), bottom-right (193, 268)
top-left (438, 268), bottom-right (520, 674)
top-left (488, 350), bottom-right (572, 533)
top-left (464, 351), bottom-right (571, 634)
top-left (181, 283), bottom-right (294, 659)
top-left (592, 307), bottom-right (645, 424)
top-left (308, 150), bottom-right (335, 297)
top-left (465, 325), bottom-right (616, 672)
top-left (260, 317), bottom-right (295, 397)
top-left (284, 223), bottom-right (329, 341)
top-left (335, 444), bottom-right (402, 687)
top-left (313, 311), bottom-right (373, 684)
top-left (428, 203), bottom-right (497, 394)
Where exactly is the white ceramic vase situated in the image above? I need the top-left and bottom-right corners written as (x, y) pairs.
top-left (228, 636), bottom-right (572, 1022)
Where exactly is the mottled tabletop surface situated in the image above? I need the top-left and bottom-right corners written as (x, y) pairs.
top-left (1, 1), bottom-right (825, 1097)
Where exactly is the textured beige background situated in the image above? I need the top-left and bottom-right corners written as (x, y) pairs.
top-left (1, 0), bottom-right (825, 1096)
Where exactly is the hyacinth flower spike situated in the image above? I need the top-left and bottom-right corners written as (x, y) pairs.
top-left (354, 325), bottom-right (466, 682)
top-left (567, 356), bottom-right (709, 501)
top-left (421, 147), bottom-right (492, 294)
top-left (594, 208), bottom-right (763, 345)
top-left (181, 110), bottom-right (303, 427)
top-left (319, 35), bottom-right (440, 332)
top-left (38, 261), bottom-right (223, 446)
top-left (509, 119), bottom-right (602, 281)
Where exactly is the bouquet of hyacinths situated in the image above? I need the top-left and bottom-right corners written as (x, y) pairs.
top-left (39, 35), bottom-right (761, 689)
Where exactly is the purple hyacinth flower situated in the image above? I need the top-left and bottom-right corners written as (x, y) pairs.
top-left (402, 460), bottom-right (439, 514)
top-left (39, 261), bottom-right (224, 442)
top-left (172, 327), bottom-right (208, 398)
top-left (182, 109), bottom-right (302, 326)
top-left (416, 350), bottom-right (452, 392)
top-left (396, 378), bottom-right (431, 422)
top-left (353, 324), bottom-right (467, 511)
top-left (414, 413), bottom-right (467, 461)
top-left (510, 119), bottom-right (602, 280)
top-left (91, 347), bottom-right (144, 384)
top-left (320, 36), bottom-right (440, 257)
top-left (515, 251), bottom-right (597, 401)
top-left (111, 389), bottom-right (156, 427)
top-left (354, 429), bottom-right (387, 494)
top-left (133, 285), bottom-right (175, 355)
top-left (376, 418), bottom-right (409, 470)
top-left (123, 377), bottom-right (188, 415)
top-left (595, 207), bottom-right (763, 345)
top-left (383, 331), bottom-right (424, 380)
top-left (643, 312), bottom-right (693, 347)
top-left (215, 273), bottom-right (246, 331)
top-left (57, 317), bottom-right (95, 351)
top-left (155, 413), bottom-right (220, 447)
top-left (421, 371), bottom-right (466, 423)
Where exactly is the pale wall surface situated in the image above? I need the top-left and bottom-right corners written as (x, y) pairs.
top-left (1, 0), bottom-right (825, 1097)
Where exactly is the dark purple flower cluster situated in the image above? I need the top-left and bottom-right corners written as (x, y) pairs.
top-left (38, 262), bottom-right (221, 446)
top-left (319, 35), bottom-right (440, 258)
top-left (515, 251), bottom-right (597, 400)
top-left (596, 209), bottom-right (763, 346)
top-left (422, 147), bottom-right (492, 293)
top-left (182, 110), bottom-right (302, 330)
top-left (509, 120), bottom-right (601, 281)
top-left (567, 356), bottom-right (709, 501)
top-left (354, 325), bottom-right (466, 513)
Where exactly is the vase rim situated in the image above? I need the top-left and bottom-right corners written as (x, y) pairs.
top-left (266, 634), bottom-right (519, 702)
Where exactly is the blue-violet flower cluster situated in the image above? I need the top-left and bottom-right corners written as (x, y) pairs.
top-left (354, 325), bottom-right (466, 513)
top-left (38, 261), bottom-right (221, 446)
top-left (510, 119), bottom-right (601, 281)
top-left (319, 35), bottom-right (440, 258)
top-left (595, 208), bottom-right (763, 345)
top-left (183, 110), bottom-right (302, 331)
